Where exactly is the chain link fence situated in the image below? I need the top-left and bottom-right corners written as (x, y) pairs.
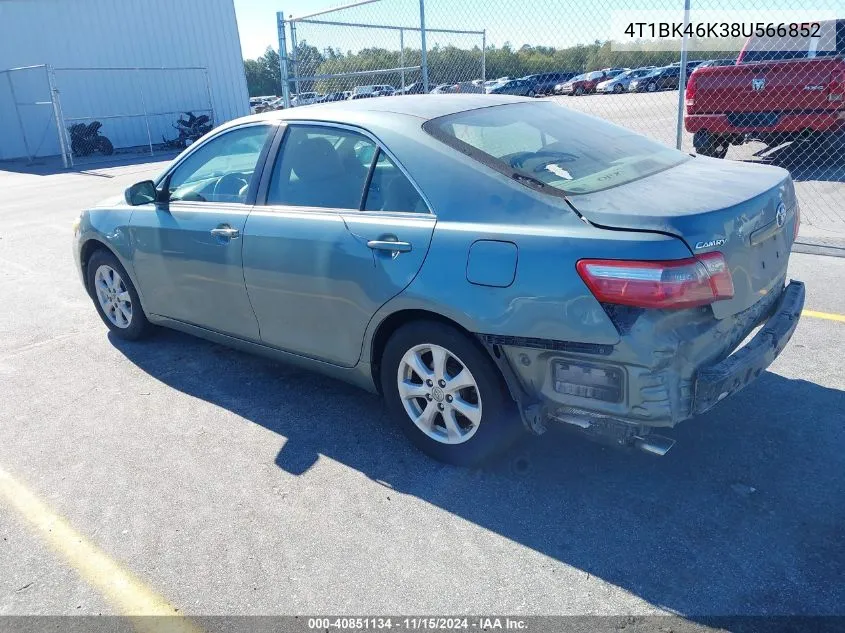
top-left (276, 0), bottom-right (844, 240)
top-left (1, 65), bottom-right (214, 168)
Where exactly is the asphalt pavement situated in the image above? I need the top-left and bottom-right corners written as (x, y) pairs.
top-left (0, 154), bottom-right (843, 623)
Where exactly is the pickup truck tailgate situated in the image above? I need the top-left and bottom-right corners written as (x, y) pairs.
top-left (691, 58), bottom-right (843, 115)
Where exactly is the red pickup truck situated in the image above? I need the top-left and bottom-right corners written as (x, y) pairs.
top-left (685, 19), bottom-right (845, 157)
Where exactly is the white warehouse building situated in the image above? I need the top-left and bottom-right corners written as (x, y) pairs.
top-left (0, 0), bottom-right (250, 162)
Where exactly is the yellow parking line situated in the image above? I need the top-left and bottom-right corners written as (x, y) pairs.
top-left (0, 466), bottom-right (201, 633)
top-left (803, 309), bottom-right (845, 323)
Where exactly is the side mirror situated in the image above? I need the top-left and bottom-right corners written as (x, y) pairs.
top-left (125, 180), bottom-right (160, 206)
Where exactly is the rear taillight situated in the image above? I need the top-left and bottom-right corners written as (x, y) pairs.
top-left (685, 73), bottom-right (697, 113)
top-left (828, 72), bottom-right (844, 103)
top-left (576, 253), bottom-right (734, 310)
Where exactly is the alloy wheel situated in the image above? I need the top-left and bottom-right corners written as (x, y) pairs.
top-left (94, 265), bottom-right (133, 329)
top-left (397, 343), bottom-right (482, 445)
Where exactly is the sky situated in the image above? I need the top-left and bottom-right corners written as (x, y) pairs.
top-left (232, 0), bottom-right (648, 60)
top-left (232, 0), bottom-right (843, 60)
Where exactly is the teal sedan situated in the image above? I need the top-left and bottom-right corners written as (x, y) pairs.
top-left (73, 95), bottom-right (803, 464)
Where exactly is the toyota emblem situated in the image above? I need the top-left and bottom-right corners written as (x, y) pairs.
top-left (776, 203), bottom-right (786, 228)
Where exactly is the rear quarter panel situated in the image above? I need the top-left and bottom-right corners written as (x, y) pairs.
top-left (373, 221), bottom-right (692, 344)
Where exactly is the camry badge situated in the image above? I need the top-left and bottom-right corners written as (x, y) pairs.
top-left (695, 238), bottom-right (726, 249)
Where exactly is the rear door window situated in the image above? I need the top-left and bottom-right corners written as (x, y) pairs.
top-left (363, 151), bottom-right (427, 213)
top-left (267, 125), bottom-right (375, 209)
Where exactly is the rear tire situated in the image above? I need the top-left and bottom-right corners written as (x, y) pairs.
top-left (97, 136), bottom-right (114, 155)
top-left (694, 131), bottom-right (730, 159)
top-left (380, 321), bottom-right (523, 466)
top-left (87, 249), bottom-right (150, 341)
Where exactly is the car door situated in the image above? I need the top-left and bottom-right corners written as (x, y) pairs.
top-left (242, 122), bottom-right (435, 368)
top-left (129, 122), bottom-right (276, 340)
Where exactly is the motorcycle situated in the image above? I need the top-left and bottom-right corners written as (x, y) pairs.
top-left (68, 121), bottom-right (114, 157)
top-left (162, 112), bottom-right (213, 149)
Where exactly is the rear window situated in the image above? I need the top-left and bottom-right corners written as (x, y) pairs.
top-left (423, 102), bottom-right (689, 195)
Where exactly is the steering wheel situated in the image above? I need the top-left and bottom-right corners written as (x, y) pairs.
top-left (508, 150), bottom-right (579, 173)
top-left (212, 173), bottom-right (249, 202)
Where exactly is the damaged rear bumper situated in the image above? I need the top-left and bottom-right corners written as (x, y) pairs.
top-left (479, 280), bottom-right (805, 451)
top-left (692, 280), bottom-right (804, 415)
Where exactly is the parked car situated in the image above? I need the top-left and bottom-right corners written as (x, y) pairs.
top-left (290, 92), bottom-right (321, 107)
top-left (685, 19), bottom-right (845, 158)
top-left (597, 67), bottom-right (655, 93)
top-left (629, 66), bottom-right (687, 92)
top-left (486, 78), bottom-right (537, 96)
top-left (261, 97), bottom-right (285, 111)
top-left (398, 82), bottom-right (427, 95)
top-left (448, 81), bottom-right (484, 94)
top-left (523, 71), bottom-right (578, 95)
top-left (354, 84), bottom-right (395, 97)
top-left (320, 92), bottom-right (347, 103)
top-left (555, 70), bottom-right (607, 96)
top-left (77, 95), bottom-right (803, 465)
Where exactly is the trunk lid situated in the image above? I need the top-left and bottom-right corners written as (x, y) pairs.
top-left (568, 157), bottom-right (796, 318)
top-left (691, 58), bottom-right (844, 116)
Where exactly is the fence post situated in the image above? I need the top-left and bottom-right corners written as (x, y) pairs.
top-left (46, 66), bottom-right (69, 168)
top-left (277, 11), bottom-right (291, 108)
top-left (137, 69), bottom-right (154, 156)
top-left (481, 30), bottom-right (486, 84)
top-left (419, 0), bottom-right (429, 92)
top-left (6, 72), bottom-right (33, 162)
top-left (400, 28), bottom-right (405, 90)
top-left (290, 20), bottom-right (301, 97)
top-left (202, 69), bottom-right (215, 127)
top-left (675, 0), bottom-right (691, 150)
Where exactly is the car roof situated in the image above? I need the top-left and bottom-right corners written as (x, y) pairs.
top-left (239, 94), bottom-right (531, 126)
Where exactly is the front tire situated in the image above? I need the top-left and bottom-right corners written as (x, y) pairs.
top-left (574, 86), bottom-right (584, 96)
top-left (380, 321), bottom-right (523, 466)
top-left (646, 82), bottom-right (657, 92)
top-left (613, 84), bottom-right (623, 94)
top-left (87, 249), bottom-right (150, 340)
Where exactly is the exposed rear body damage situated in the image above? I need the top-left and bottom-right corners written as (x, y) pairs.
top-left (468, 154), bottom-right (804, 452)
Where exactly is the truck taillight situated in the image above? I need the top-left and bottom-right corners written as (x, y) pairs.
top-left (828, 72), bottom-right (844, 102)
top-left (685, 73), bottom-right (697, 113)
top-left (576, 253), bottom-right (734, 310)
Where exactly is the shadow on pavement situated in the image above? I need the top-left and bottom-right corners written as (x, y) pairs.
top-left (0, 150), bottom-right (178, 176)
top-left (111, 329), bottom-right (845, 617)
top-left (743, 136), bottom-right (845, 184)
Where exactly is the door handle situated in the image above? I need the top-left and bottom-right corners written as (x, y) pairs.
top-left (367, 240), bottom-right (412, 253)
top-left (210, 226), bottom-right (240, 240)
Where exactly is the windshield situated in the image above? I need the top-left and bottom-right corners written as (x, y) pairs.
top-left (423, 102), bottom-right (690, 195)
top-left (569, 73), bottom-right (586, 82)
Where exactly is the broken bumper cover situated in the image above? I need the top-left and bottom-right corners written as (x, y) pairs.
top-left (692, 280), bottom-right (805, 416)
